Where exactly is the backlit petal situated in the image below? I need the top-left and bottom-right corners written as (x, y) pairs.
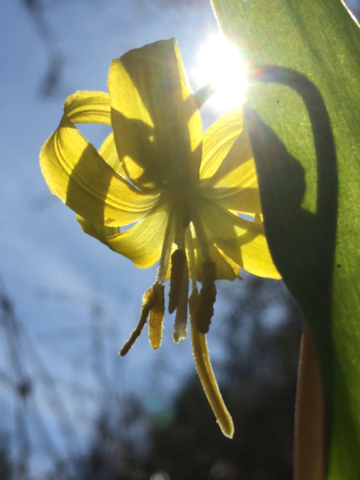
top-left (198, 200), bottom-right (281, 279)
top-left (191, 236), bottom-right (240, 281)
top-left (63, 91), bottom-right (128, 177)
top-left (200, 109), bottom-right (244, 180)
top-left (64, 91), bottom-right (111, 125)
top-left (201, 184), bottom-right (261, 215)
top-left (106, 203), bottom-right (170, 268)
top-left (108, 39), bottom-right (202, 190)
top-left (40, 114), bottom-right (159, 227)
top-left (98, 133), bottom-right (128, 178)
top-left (77, 215), bottom-right (120, 244)
top-left (200, 109), bottom-right (261, 214)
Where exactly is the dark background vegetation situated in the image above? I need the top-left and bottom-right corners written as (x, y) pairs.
top-left (1, 273), bottom-right (303, 480)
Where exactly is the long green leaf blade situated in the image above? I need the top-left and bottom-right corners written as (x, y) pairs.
top-left (211, 1), bottom-right (360, 478)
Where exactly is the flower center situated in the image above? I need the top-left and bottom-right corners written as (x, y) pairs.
top-left (119, 193), bottom-right (217, 352)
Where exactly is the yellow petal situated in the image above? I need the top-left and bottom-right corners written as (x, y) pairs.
top-left (200, 109), bottom-right (261, 215)
top-left (63, 90), bottom-right (130, 184)
top-left (40, 114), bottom-right (159, 227)
top-left (211, 187), bottom-right (261, 214)
top-left (106, 203), bottom-right (169, 268)
top-left (108, 39), bottom-right (202, 190)
top-left (76, 214), bottom-right (120, 244)
top-left (64, 91), bottom-right (111, 124)
top-left (191, 236), bottom-right (240, 281)
top-left (63, 91), bottom-right (128, 178)
top-left (198, 200), bottom-right (281, 279)
top-left (200, 108), bottom-right (244, 180)
top-left (98, 132), bottom-right (128, 178)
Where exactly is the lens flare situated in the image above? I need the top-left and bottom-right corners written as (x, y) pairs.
top-left (194, 35), bottom-right (247, 111)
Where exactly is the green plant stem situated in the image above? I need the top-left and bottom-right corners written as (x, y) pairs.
top-left (294, 323), bottom-right (324, 480)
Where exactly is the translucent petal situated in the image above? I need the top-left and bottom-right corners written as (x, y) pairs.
top-left (106, 203), bottom-right (170, 268)
top-left (76, 215), bottom-right (120, 244)
top-left (63, 91), bottom-right (128, 177)
top-left (191, 236), bottom-right (240, 281)
top-left (200, 110), bottom-right (261, 214)
top-left (98, 132), bottom-right (128, 178)
top-left (201, 185), bottom-right (261, 215)
top-left (64, 91), bottom-right (111, 125)
top-left (108, 39), bottom-right (202, 190)
top-left (40, 114), bottom-right (159, 227)
top-left (200, 109), bottom-right (243, 180)
top-left (198, 200), bottom-right (281, 279)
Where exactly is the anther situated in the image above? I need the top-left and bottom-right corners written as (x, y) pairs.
top-left (149, 284), bottom-right (165, 349)
top-left (196, 260), bottom-right (217, 334)
top-left (120, 284), bottom-right (161, 356)
top-left (168, 249), bottom-right (187, 313)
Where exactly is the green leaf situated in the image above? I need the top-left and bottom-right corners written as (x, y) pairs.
top-left (211, 0), bottom-right (360, 478)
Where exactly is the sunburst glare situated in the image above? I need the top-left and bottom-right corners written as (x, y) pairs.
top-left (194, 35), bottom-right (247, 111)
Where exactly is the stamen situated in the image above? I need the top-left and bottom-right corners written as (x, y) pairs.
top-left (156, 208), bottom-right (175, 284)
top-left (196, 260), bottom-right (217, 334)
top-left (190, 206), bottom-right (211, 262)
top-left (174, 200), bottom-right (186, 249)
top-left (168, 249), bottom-right (187, 313)
top-left (119, 284), bottom-right (159, 356)
top-left (190, 289), bottom-right (234, 438)
top-left (149, 284), bottom-right (165, 349)
top-left (183, 203), bottom-right (191, 229)
top-left (172, 257), bottom-right (189, 343)
top-left (185, 228), bottom-right (197, 291)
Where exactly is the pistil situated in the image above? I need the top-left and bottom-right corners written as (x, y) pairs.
top-left (188, 205), bottom-right (217, 333)
top-left (172, 256), bottom-right (189, 342)
top-left (186, 227), bottom-right (233, 438)
top-left (155, 206), bottom-right (175, 284)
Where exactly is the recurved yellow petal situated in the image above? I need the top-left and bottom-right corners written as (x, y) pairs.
top-left (106, 203), bottom-right (170, 268)
top-left (99, 133), bottom-right (128, 179)
top-left (200, 109), bottom-right (244, 181)
top-left (64, 91), bottom-right (111, 125)
top-left (204, 187), bottom-right (261, 215)
top-left (76, 215), bottom-right (120, 244)
top-left (200, 110), bottom-right (260, 214)
top-left (199, 201), bottom-right (281, 279)
top-left (40, 115), bottom-right (159, 227)
top-left (108, 39), bottom-right (202, 190)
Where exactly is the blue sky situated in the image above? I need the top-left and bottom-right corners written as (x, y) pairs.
top-left (0, 0), bottom-right (242, 473)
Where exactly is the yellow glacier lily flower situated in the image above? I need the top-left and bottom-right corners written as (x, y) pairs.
top-left (40, 39), bottom-right (280, 438)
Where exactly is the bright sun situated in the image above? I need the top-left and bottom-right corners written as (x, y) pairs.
top-left (194, 35), bottom-right (247, 111)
